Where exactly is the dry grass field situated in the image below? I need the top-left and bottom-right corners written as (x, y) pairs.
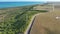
top-left (30, 5), bottom-right (60, 34)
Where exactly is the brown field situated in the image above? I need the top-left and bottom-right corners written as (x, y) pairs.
top-left (30, 5), bottom-right (60, 34)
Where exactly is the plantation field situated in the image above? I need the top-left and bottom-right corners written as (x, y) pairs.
top-left (30, 5), bottom-right (60, 34)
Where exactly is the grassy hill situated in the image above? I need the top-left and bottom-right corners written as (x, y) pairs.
top-left (0, 5), bottom-right (47, 34)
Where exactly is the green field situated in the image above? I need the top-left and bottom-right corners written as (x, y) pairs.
top-left (0, 5), bottom-right (47, 34)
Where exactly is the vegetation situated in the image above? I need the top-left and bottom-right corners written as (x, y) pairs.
top-left (0, 5), bottom-right (47, 34)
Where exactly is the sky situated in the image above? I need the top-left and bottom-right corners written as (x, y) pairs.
top-left (0, 0), bottom-right (60, 2)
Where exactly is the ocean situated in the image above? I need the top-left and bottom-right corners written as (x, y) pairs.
top-left (0, 2), bottom-right (45, 8)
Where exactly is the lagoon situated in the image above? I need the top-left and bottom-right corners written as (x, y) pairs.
top-left (0, 2), bottom-right (44, 8)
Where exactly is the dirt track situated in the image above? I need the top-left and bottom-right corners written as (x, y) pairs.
top-left (30, 6), bottom-right (60, 34)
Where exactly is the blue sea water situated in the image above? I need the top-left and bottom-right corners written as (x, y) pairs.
top-left (0, 2), bottom-right (45, 8)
